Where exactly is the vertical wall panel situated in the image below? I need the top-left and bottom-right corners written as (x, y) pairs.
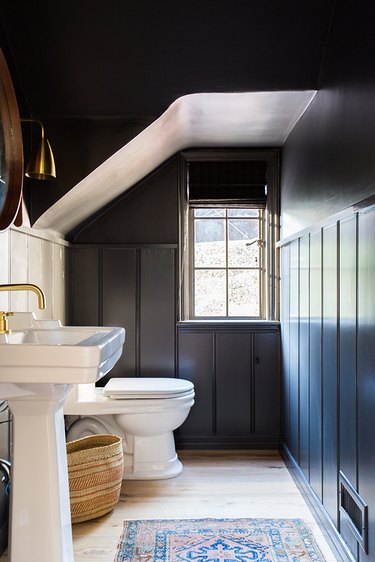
top-left (216, 333), bottom-right (251, 435)
top-left (102, 248), bottom-right (137, 378)
top-left (281, 243), bottom-right (290, 445)
top-left (71, 248), bottom-right (100, 325)
top-left (339, 216), bottom-right (357, 486)
top-left (9, 229), bottom-right (28, 310)
top-left (140, 248), bottom-right (176, 377)
top-left (178, 332), bottom-right (214, 437)
top-left (299, 235), bottom-right (310, 478)
top-left (51, 242), bottom-right (67, 323)
top-left (28, 236), bottom-right (52, 319)
top-left (322, 223), bottom-right (338, 526)
top-left (289, 239), bottom-right (300, 461)
top-left (358, 208), bottom-right (375, 562)
top-left (309, 229), bottom-right (323, 500)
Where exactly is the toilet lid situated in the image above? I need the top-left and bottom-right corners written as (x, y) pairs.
top-left (102, 377), bottom-right (194, 399)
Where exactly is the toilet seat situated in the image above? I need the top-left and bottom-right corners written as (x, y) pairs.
top-left (102, 377), bottom-right (194, 399)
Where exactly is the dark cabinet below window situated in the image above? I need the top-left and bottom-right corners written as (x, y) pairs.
top-left (176, 323), bottom-right (280, 449)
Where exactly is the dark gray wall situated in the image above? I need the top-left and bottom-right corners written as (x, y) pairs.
top-left (73, 157), bottom-right (179, 244)
top-left (280, 1), bottom-right (375, 559)
top-left (281, 0), bottom-right (375, 239)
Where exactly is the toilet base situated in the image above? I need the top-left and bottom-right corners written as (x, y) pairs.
top-left (65, 414), bottom-right (183, 480)
top-left (123, 431), bottom-right (183, 480)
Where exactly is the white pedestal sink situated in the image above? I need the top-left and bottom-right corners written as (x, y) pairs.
top-left (0, 313), bottom-right (125, 562)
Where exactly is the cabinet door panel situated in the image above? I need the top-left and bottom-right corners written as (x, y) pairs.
top-left (254, 332), bottom-right (280, 436)
top-left (216, 333), bottom-right (251, 435)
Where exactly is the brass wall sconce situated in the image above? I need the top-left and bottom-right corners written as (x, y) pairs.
top-left (21, 118), bottom-right (56, 180)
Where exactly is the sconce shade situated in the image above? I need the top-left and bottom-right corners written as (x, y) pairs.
top-left (25, 136), bottom-right (56, 180)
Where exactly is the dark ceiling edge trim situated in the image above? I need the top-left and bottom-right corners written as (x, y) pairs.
top-left (316, 0), bottom-right (338, 90)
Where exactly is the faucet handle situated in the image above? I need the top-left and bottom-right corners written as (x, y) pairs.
top-left (0, 311), bottom-right (14, 335)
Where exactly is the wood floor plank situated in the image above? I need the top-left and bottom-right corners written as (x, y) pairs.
top-left (0, 450), bottom-right (338, 561)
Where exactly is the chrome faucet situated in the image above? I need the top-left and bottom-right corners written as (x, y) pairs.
top-left (0, 283), bottom-right (46, 334)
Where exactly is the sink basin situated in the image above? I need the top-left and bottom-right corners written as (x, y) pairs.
top-left (0, 314), bottom-right (125, 383)
top-left (0, 312), bottom-right (125, 562)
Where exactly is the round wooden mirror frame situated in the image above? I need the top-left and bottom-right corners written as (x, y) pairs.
top-left (0, 48), bottom-right (23, 231)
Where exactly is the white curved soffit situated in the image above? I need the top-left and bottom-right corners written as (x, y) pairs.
top-left (34, 91), bottom-right (316, 237)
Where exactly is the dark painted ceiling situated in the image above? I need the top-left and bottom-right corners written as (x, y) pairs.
top-left (1, 1), bottom-right (335, 121)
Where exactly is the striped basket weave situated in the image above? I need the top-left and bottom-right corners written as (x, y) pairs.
top-left (67, 434), bottom-right (124, 524)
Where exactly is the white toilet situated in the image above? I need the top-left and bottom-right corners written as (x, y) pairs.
top-left (64, 377), bottom-right (194, 480)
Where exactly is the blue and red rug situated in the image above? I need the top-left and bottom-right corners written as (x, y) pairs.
top-left (115, 517), bottom-right (326, 561)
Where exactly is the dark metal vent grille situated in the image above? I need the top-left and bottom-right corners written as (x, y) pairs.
top-left (339, 471), bottom-right (368, 553)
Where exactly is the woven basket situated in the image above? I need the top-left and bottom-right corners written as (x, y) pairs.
top-left (66, 434), bottom-right (124, 524)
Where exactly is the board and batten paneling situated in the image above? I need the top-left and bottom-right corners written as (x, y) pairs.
top-left (281, 203), bottom-right (375, 561)
top-left (71, 245), bottom-right (177, 383)
top-left (71, 244), bottom-right (280, 449)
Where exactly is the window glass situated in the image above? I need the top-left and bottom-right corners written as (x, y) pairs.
top-left (194, 219), bottom-right (225, 267)
top-left (228, 219), bottom-right (259, 267)
top-left (227, 209), bottom-right (259, 218)
top-left (228, 269), bottom-right (259, 316)
top-left (194, 270), bottom-right (226, 316)
top-left (194, 208), bottom-right (225, 217)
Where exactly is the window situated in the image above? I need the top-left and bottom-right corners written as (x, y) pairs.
top-left (192, 207), bottom-right (264, 318)
top-left (179, 150), bottom-right (279, 321)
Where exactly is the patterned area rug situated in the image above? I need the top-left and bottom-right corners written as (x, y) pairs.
top-left (114, 517), bottom-right (326, 561)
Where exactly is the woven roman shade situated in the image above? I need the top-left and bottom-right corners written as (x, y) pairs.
top-left (187, 160), bottom-right (267, 207)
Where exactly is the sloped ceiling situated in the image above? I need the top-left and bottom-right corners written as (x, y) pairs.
top-left (1, 1), bottom-right (335, 229)
top-left (33, 91), bottom-right (316, 236)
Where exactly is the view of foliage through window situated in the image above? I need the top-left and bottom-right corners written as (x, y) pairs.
top-left (192, 208), bottom-right (262, 317)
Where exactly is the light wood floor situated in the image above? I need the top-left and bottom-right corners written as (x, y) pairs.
top-left (1, 450), bottom-right (338, 561)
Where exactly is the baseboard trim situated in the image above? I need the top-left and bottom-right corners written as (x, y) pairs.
top-left (281, 443), bottom-right (356, 562)
top-left (175, 435), bottom-right (279, 449)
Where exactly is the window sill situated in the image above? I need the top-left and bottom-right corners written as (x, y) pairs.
top-left (177, 319), bottom-right (280, 333)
